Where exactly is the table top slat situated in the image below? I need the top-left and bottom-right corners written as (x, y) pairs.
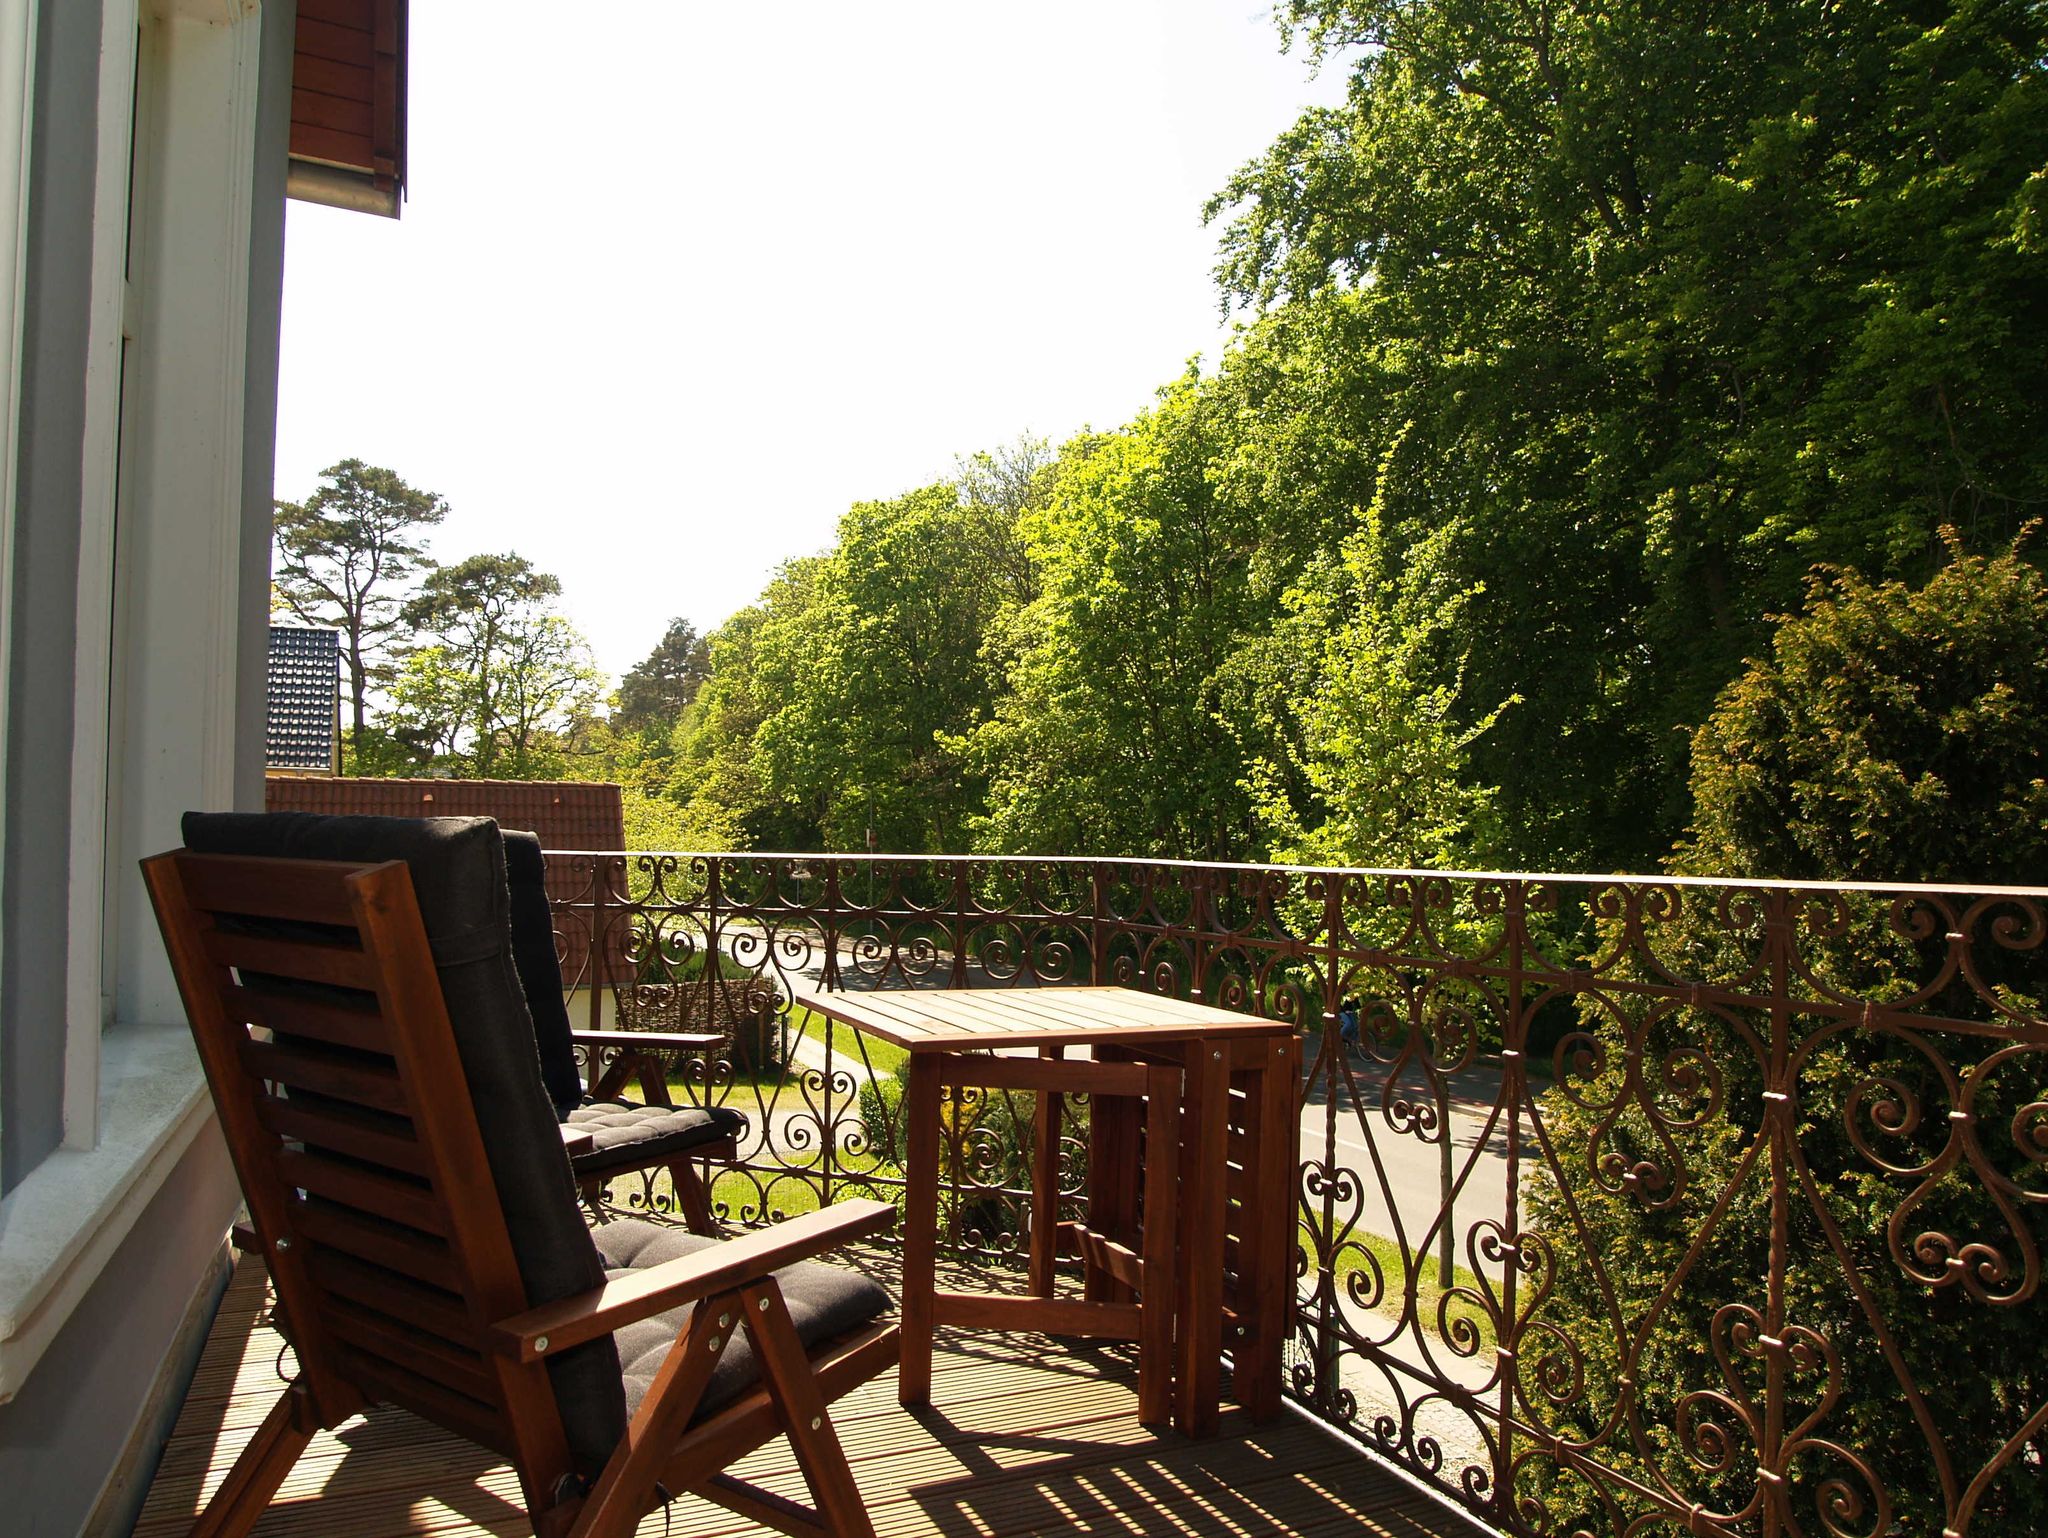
top-left (976, 988), bottom-right (1222, 1030)
top-left (936, 989), bottom-right (1165, 1033)
top-left (789, 984), bottom-right (1293, 1052)
top-left (827, 988), bottom-right (994, 1034)
top-left (807, 990), bottom-right (946, 1039)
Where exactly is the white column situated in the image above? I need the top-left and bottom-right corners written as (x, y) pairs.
top-left (0, 1), bottom-right (40, 1173)
top-left (106, 0), bottom-right (271, 1028)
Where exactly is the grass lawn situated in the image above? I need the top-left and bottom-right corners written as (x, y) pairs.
top-left (707, 1151), bottom-right (902, 1224)
top-left (788, 1005), bottom-right (911, 1078)
top-left (651, 1005), bottom-right (895, 1116)
top-left (661, 1068), bottom-right (860, 1118)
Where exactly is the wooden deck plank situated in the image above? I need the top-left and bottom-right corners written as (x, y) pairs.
top-left (137, 1258), bottom-right (1492, 1538)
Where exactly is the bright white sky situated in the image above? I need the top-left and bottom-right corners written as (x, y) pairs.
top-left (275, 2), bottom-right (1351, 684)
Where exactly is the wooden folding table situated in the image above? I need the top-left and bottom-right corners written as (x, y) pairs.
top-left (790, 983), bottom-right (1299, 1437)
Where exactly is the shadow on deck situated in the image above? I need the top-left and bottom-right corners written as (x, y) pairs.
top-left (137, 1255), bottom-right (1494, 1538)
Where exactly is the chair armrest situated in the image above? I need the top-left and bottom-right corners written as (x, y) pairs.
top-left (489, 1198), bottom-right (895, 1364)
top-left (571, 1028), bottom-right (725, 1053)
top-left (559, 1124), bottom-right (596, 1158)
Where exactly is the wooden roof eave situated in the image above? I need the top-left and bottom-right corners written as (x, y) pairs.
top-left (287, 0), bottom-right (406, 220)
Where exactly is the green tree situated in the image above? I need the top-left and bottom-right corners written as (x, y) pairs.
top-left (396, 553), bottom-right (602, 777)
top-left (660, 443), bottom-right (1058, 855)
top-left (1246, 480), bottom-right (1512, 872)
top-left (271, 459), bottom-right (446, 764)
top-left (614, 618), bottom-right (711, 736)
top-left (1681, 532), bottom-right (2048, 884)
top-left (753, 482), bottom-right (1024, 853)
top-left (671, 580), bottom-right (827, 852)
top-left (952, 434), bottom-right (1055, 606)
top-left (383, 645), bottom-right (472, 766)
top-left (966, 386), bottom-right (1281, 861)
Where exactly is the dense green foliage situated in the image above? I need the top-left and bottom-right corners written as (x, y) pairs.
top-left (1680, 532), bottom-right (2048, 884)
top-left (638, 443), bottom-right (1050, 853)
top-left (295, 4), bottom-right (2048, 881)
top-left (624, 0), bottom-right (2046, 874)
top-left (612, 618), bottom-right (710, 737)
top-left (1206, 0), bottom-right (2048, 868)
top-left (392, 554), bottom-right (602, 778)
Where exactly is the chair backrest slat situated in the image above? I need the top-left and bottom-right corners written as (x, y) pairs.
top-left (174, 852), bottom-right (363, 925)
top-left (253, 1098), bottom-right (428, 1177)
top-left (342, 1351), bottom-right (513, 1454)
top-left (226, 982), bottom-right (391, 1052)
top-left (292, 1203), bottom-right (466, 1292)
top-left (321, 1300), bottom-right (505, 1404)
top-left (202, 928), bottom-right (380, 990)
top-left (274, 1148), bottom-right (450, 1236)
top-left (237, 1036), bottom-right (410, 1114)
top-left (308, 1251), bottom-right (480, 1345)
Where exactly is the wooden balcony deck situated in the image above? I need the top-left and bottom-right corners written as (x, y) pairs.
top-left (137, 1255), bottom-right (1491, 1538)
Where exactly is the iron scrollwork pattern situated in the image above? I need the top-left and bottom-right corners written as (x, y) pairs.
top-left (546, 852), bottom-right (2048, 1537)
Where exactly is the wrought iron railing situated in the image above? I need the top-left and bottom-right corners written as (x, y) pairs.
top-left (544, 852), bottom-right (2048, 1538)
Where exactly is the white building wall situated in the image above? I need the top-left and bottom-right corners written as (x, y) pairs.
top-left (0, 1), bottom-right (296, 1531)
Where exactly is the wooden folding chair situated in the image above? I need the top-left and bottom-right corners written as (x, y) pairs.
top-left (147, 813), bottom-right (899, 1538)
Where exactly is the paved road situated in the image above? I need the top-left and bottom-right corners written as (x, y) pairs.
top-left (1299, 1038), bottom-right (1520, 1263)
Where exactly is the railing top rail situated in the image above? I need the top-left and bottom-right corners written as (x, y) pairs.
top-left (538, 849), bottom-right (2048, 901)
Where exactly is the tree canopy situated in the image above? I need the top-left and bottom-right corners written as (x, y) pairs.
top-left (393, 553), bottom-right (602, 778)
top-left (292, 3), bottom-right (2048, 885)
top-left (613, 618), bottom-right (711, 736)
top-left (271, 458), bottom-right (446, 763)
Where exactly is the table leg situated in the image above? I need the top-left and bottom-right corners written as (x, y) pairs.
top-left (1138, 1065), bottom-right (1181, 1426)
top-left (1177, 1041), bottom-right (1230, 1436)
top-left (1029, 1046), bottom-right (1063, 1297)
top-left (1085, 1050), bottom-right (1138, 1304)
top-left (1240, 1038), bottom-right (1298, 1421)
top-left (900, 1052), bottom-right (942, 1405)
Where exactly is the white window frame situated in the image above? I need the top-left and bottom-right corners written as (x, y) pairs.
top-left (0, 0), bottom-right (273, 1403)
top-left (0, 0), bottom-right (40, 1193)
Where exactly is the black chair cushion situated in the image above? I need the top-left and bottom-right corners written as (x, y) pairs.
top-left (567, 1101), bottom-right (747, 1177)
top-left (180, 811), bottom-right (630, 1476)
top-left (501, 829), bottom-right (585, 1119)
top-left (593, 1220), bottom-right (890, 1424)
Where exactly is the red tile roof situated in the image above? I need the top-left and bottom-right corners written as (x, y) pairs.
top-left (263, 777), bottom-right (624, 849)
top-left (262, 777), bottom-right (625, 982)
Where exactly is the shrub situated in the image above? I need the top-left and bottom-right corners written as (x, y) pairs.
top-left (1681, 529), bottom-right (2048, 885)
top-left (855, 1061), bottom-right (910, 1166)
top-left (852, 1056), bottom-right (1092, 1254)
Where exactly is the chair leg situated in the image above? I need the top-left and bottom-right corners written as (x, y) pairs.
top-left (189, 1385), bottom-right (315, 1538)
top-left (569, 1290), bottom-right (735, 1538)
top-left (578, 1176), bottom-right (612, 1223)
top-left (741, 1278), bottom-right (874, 1538)
top-left (668, 1159), bottom-right (721, 1235)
